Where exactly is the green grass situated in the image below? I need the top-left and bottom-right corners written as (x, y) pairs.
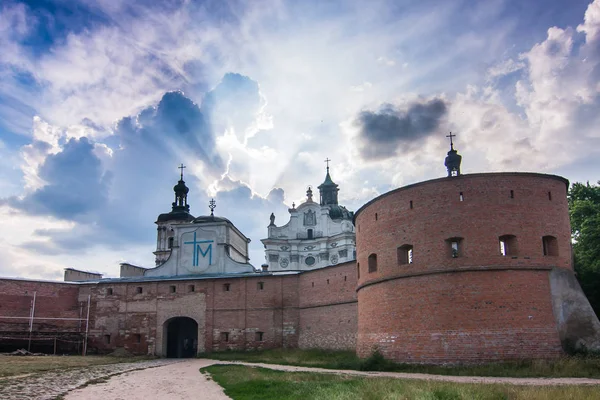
top-left (201, 364), bottom-right (600, 400)
top-left (0, 355), bottom-right (154, 377)
top-left (202, 348), bottom-right (600, 379)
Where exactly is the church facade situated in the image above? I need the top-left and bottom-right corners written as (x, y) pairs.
top-left (262, 166), bottom-right (356, 272)
top-left (1, 141), bottom-right (599, 363)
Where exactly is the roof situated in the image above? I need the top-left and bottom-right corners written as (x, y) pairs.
top-left (156, 211), bottom-right (196, 223)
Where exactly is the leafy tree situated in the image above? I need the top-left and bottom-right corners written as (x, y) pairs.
top-left (569, 181), bottom-right (600, 317)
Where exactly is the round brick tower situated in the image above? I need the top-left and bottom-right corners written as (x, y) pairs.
top-left (354, 172), bottom-right (571, 363)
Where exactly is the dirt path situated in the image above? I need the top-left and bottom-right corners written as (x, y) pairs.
top-left (209, 360), bottom-right (600, 386)
top-left (0, 359), bottom-right (177, 400)
top-left (65, 359), bottom-right (230, 400)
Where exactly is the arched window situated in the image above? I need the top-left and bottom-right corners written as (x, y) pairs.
top-left (499, 235), bottom-right (517, 256)
top-left (542, 236), bottom-right (558, 256)
top-left (397, 245), bottom-right (413, 265)
top-left (368, 254), bottom-right (377, 273)
top-left (168, 237), bottom-right (174, 249)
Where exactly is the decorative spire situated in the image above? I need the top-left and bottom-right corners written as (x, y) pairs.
top-left (318, 158), bottom-right (339, 206)
top-left (172, 163), bottom-right (190, 212)
top-left (306, 186), bottom-right (313, 202)
top-left (444, 132), bottom-right (462, 177)
top-left (209, 198), bottom-right (216, 216)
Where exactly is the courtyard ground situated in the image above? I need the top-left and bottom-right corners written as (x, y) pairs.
top-left (2, 357), bottom-right (600, 399)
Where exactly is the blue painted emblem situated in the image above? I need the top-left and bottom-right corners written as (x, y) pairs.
top-left (183, 232), bottom-right (214, 266)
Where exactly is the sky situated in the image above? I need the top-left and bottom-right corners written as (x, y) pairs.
top-left (0, 0), bottom-right (599, 280)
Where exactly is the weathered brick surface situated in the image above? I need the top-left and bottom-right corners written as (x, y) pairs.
top-left (354, 173), bottom-right (569, 363)
top-left (298, 262), bottom-right (358, 350)
top-left (0, 279), bottom-right (82, 332)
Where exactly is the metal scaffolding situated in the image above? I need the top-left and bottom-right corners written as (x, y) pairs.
top-left (0, 292), bottom-right (91, 355)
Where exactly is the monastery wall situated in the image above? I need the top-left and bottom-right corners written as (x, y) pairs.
top-left (354, 173), bottom-right (570, 363)
top-left (0, 279), bottom-right (82, 333)
top-left (79, 273), bottom-right (300, 355)
top-left (298, 262), bottom-right (358, 350)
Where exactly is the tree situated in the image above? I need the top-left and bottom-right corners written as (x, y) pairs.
top-left (569, 181), bottom-right (600, 317)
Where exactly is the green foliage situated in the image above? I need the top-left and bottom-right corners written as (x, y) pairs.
top-left (200, 364), bottom-right (600, 400)
top-left (569, 181), bottom-right (600, 316)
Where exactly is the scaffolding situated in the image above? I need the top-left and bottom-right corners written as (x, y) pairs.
top-left (0, 292), bottom-right (91, 355)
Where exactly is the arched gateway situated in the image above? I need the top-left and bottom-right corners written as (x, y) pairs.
top-left (164, 316), bottom-right (198, 358)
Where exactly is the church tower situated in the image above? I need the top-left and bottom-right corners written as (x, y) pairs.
top-left (154, 164), bottom-right (195, 266)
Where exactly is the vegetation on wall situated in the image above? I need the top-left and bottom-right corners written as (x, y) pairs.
top-left (569, 181), bottom-right (600, 317)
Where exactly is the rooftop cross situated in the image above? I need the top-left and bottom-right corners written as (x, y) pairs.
top-left (446, 132), bottom-right (456, 150)
top-left (324, 157), bottom-right (331, 172)
top-left (209, 198), bottom-right (216, 216)
top-left (178, 163), bottom-right (186, 180)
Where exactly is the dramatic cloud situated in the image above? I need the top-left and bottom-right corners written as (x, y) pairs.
top-left (5, 137), bottom-right (111, 219)
top-left (1, 0), bottom-right (600, 279)
top-left (354, 99), bottom-right (448, 160)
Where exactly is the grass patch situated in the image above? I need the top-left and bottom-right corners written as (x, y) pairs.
top-left (202, 348), bottom-right (600, 379)
top-left (0, 355), bottom-right (154, 378)
top-left (202, 364), bottom-right (600, 400)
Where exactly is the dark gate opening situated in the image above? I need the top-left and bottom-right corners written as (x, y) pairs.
top-left (165, 317), bottom-right (198, 358)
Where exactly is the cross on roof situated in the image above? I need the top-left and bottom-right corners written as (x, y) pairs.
top-left (446, 132), bottom-right (456, 149)
top-left (324, 157), bottom-right (331, 171)
top-left (209, 198), bottom-right (216, 216)
top-left (178, 163), bottom-right (186, 180)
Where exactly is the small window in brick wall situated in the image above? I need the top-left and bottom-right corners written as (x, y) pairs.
top-left (134, 334), bottom-right (141, 344)
top-left (223, 283), bottom-right (231, 292)
top-left (221, 332), bottom-right (229, 342)
top-left (357, 263), bottom-right (360, 279)
top-left (542, 236), bottom-right (559, 256)
top-left (510, 190), bottom-right (514, 199)
top-left (397, 245), bottom-right (413, 265)
top-left (256, 332), bottom-right (264, 342)
top-left (136, 287), bottom-right (143, 294)
top-left (107, 288), bottom-right (113, 295)
top-left (257, 282), bottom-right (264, 291)
top-left (104, 334), bottom-right (111, 344)
top-left (499, 235), bottom-right (517, 256)
top-left (169, 285), bottom-right (176, 293)
top-left (447, 238), bottom-right (463, 258)
top-left (368, 254), bottom-right (377, 273)
top-left (459, 192), bottom-right (464, 201)
top-left (188, 285), bottom-right (195, 293)
top-left (410, 200), bottom-right (413, 209)
top-left (548, 191), bottom-right (552, 201)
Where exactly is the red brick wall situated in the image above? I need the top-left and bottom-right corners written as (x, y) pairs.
top-left (354, 173), bottom-right (570, 363)
top-left (298, 262), bottom-right (358, 350)
top-left (357, 270), bottom-right (563, 362)
top-left (0, 279), bottom-right (82, 333)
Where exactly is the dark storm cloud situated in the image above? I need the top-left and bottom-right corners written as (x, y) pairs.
top-left (355, 98), bottom-right (448, 160)
top-left (5, 137), bottom-right (111, 219)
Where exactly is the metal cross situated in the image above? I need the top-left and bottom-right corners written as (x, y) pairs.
top-left (209, 198), bottom-right (216, 216)
top-left (324, 158), bottom-right (331, 171)
top-left (178, 163), bottom-right (186, 180)
top-left (446, 132), bottom-right (456, 149)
